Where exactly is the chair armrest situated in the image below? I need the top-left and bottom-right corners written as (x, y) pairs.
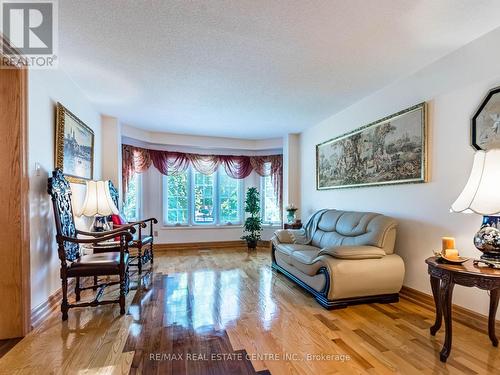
top-left (58, 230), bottom-right (133, 245)
top-left (319, 246), bottom-right (386, 260)
top-left (127, 218), bottom-right (158, 227)
top-left (273, 229), bottom-right (294, 244)
top-left (76, 225), bottom-right (136, 236)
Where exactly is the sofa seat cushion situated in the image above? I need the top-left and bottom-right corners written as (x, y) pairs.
top-left (275, 243), bottom-right (319, 257)
top-left (319, 245), bottom-right (385, 260)
top-left (290, 250), bottom-right (323, 276)
top-left (275, 244), bottom-right (319, 266)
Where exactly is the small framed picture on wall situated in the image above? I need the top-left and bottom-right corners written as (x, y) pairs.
top-left (55, 102), bottom-right (94, 184)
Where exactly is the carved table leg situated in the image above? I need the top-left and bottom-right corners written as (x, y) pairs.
top-left (430, 275), bottom-right (442, 335)
top-left (489, 288), bottom-right (500, 347)
top-left (440, 276), bottom-right (454, 362)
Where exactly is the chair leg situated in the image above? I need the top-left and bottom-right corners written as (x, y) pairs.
top-left (93, 275), bottom-right (98, 290)
top-left (150, 243), bottom-right (154, 265)
top-left (61, 276), bottom-right (69, 321)
top-left (119, 268), bottom-right (127, 315)
top-left (75, 277), bottom-right (81, 302)
top-left (137, 246), bottom-right (143, 274)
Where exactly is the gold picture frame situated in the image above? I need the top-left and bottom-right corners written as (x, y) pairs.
top-left (55, 103), bottom-right (94, 184)
top-left (316, 102), bottom-right (428, 190)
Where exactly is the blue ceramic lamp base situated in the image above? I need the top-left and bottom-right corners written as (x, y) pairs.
top-left (473, 216), bottom-right (500, 267)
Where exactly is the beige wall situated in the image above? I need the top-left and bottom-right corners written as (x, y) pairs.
top-left (28, 69), bottom-right (101, 309)
top-left (300, 26), bottom-right (500, 318)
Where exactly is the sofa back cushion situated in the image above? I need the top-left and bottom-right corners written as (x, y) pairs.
top-left (311, 210), bottom-right (397, 254)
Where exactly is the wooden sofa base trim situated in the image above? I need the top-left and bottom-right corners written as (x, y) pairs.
top-left (271, 260), bottom-right (399, 309)
top-left (155, 240), bottom-right (271, 252)
top-left (400, 285), bottom-right (500, 334)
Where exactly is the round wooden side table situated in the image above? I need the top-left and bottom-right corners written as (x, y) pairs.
top-left (425, 256), bottom-right (500, 362)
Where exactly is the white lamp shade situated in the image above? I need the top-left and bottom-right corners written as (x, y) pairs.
top-left (451, 149), bottom-right (500, 215)
top-left (78, 180), bottom-right (119, 217)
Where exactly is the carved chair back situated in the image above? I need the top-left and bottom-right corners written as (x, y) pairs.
top-left (107, 181), bottom-right (120, 211)
top-left (47, 169), bottom-right (80, 262)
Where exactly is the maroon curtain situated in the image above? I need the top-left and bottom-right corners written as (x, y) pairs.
top-left (122, 144), bottom-right (283, 209)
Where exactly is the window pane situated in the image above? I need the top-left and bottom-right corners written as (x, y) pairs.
top-left (123, 174), bottom-right (139, 221)
top-left (164, 171), bottom-right (189, 225)
top-left (219, 170), bottom-right (241, 224)
top-left (261, 174), bottom-right (280, 224)
top-left (194, 171), bottom-right (215, 223)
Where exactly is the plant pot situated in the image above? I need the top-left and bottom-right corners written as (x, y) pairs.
top-left (246, 240), bottom-right (257, 250)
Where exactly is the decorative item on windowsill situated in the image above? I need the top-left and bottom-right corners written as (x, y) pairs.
top-left (285, 204), bottom-right (298, 224)
top-left (241, 187), bottom-right (262, 251)
top-left (451, 149), bottom-right (500, 268)
top-left (78, 180), bottom-right (119, 232)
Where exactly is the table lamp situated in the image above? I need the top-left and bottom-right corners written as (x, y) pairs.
top-left (451, 149), bottom-right (500, 267)
top-left (78, 180), bottom-right (119, 231)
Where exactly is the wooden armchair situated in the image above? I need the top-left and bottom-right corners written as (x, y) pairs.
top-left (48, 169), bottom-right (134, 320)
top-left (94, 181), bottom-right (157, 274)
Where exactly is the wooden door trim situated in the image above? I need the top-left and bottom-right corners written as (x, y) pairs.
top-left (18, 66), bottom-right (30, 335)
top-left (1, 33), bottom-right (31, 336)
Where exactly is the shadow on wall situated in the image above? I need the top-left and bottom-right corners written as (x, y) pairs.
top-left (30, 167), bottom-right (55, 301)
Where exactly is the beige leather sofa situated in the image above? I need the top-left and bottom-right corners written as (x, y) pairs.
top-left (271, 209), bottom-right (405, 309)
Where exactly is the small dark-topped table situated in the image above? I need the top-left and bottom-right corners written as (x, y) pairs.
top-left (426, 257), bottom-right (500, 362)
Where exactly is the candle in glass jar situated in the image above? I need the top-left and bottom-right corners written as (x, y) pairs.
top-left (442, 237), bottom-right (456, 251)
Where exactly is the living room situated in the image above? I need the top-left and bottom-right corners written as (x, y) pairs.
top-left (2, 1), bottom-right (500, 374)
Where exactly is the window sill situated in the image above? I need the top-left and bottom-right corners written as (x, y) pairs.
top-left (161, 224), bottom-right (243, 230)
top-left (160, 224), bottom-right (282, 230)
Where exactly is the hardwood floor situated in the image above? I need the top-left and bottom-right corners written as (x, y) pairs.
top-left (1, 248), bottom-right (499, 374)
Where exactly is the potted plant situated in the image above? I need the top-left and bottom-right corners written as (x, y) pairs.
top-left (241, 187), bottom-right (262, 250)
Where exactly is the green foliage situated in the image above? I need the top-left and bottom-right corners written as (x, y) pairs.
top-left (123, 174), bottom-right (138, 221)
top-left (194, 172), bottom-right (214, 223)
top-left (167, 172), bottom-right (188, 224)
top-left (241, 187), bottom-right (262, 243)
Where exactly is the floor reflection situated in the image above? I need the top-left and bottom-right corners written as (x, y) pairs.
top-left (259, 267), bottom-right (277, 330)
top-left (219, 269), bottom-right (241, 328)
top-left (159, 260), bottom-right (277, 334)
top-left (192, 270), bottom-right (216, 331)
top-left (165, 272), bottom-right (189, 328)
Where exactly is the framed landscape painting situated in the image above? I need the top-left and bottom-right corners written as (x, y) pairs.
top-left (55, 103), bottom-right (94, 184)
top-left (316, 103), bottom-right (427, 190)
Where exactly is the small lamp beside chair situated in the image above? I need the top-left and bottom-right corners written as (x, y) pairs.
top-left (78, 180), bottom-right (119, 232)
top-left (451, 149), bottom-right (500, 267)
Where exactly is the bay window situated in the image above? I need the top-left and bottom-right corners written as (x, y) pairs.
top-left (260, 174), bottom-right (281, 225)
top-left (123, 173), bottom-right (141, 221)
top-left (163, 166), bottom-right (243, 226)
top-left (165, 170), bottom-right (189, 225)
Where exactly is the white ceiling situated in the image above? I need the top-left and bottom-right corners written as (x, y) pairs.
top-left (59, 0), bottom-right (500, 139)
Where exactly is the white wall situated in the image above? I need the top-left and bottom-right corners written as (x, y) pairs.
top-left (300, 26), bottom-right (500, 318)
top-left (101, 115), bottom-right (122, 191)
top-left (122, 125), bottom-right (283, 151)
top-left (283, 134), bottom-right (301, 218)
top-left (29, 69), bottom-right (101, 309)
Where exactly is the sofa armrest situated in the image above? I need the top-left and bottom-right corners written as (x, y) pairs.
top-left (319, 245), bottom-right (386, 260)
top-left (273, 229), bottom-right (294, 244)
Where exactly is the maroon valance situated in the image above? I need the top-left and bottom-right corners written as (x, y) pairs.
top-left (122, 144), bottom-right (283, 208)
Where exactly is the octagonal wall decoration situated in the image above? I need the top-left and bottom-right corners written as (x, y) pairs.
top-left (472, 86), bottom-right (500, 150)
